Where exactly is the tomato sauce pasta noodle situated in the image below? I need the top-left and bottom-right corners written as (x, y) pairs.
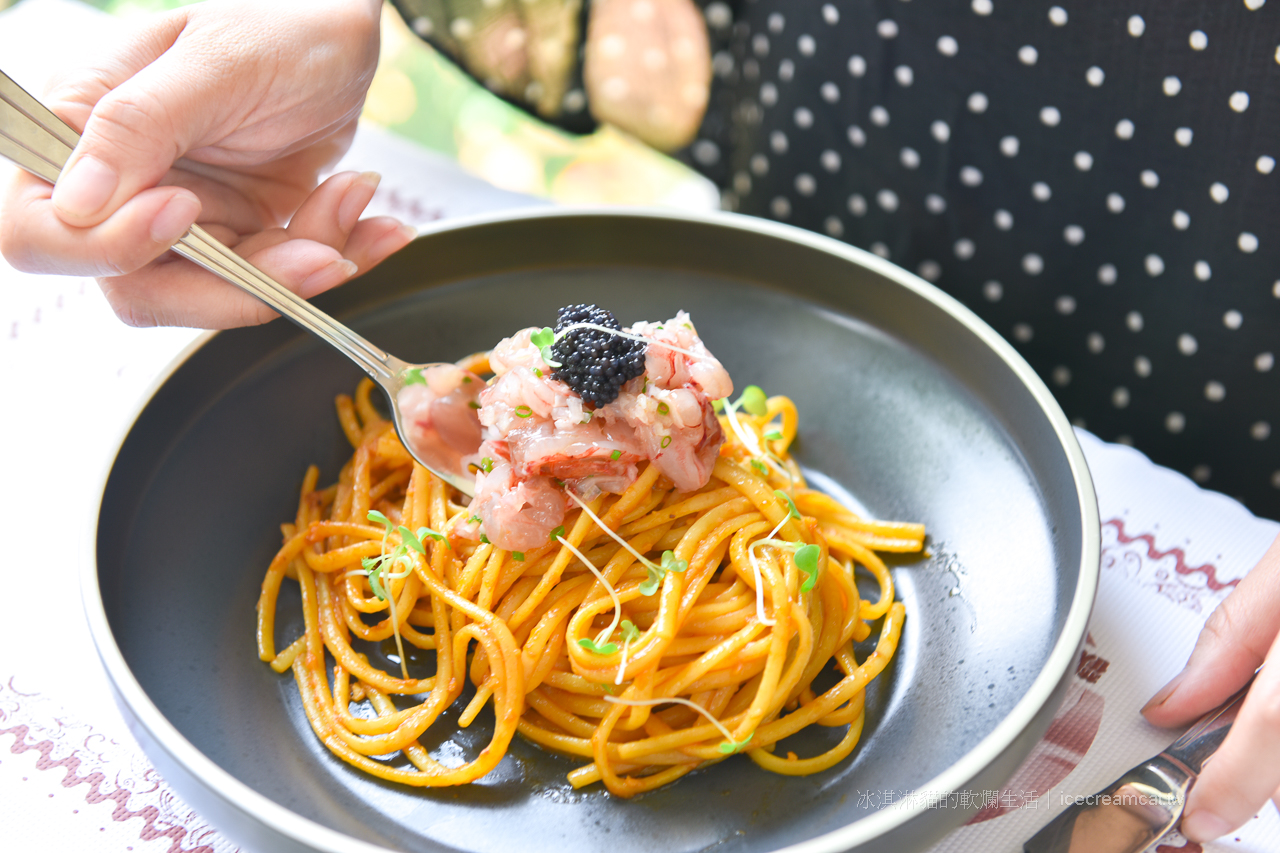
top-left (257, 354), bottom-right (924, 796)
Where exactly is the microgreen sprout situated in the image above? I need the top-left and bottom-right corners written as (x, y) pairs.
top-left (717, 733), bottom-right (754, 754)
top-left (638, 550), bottom-right (688, 596)
top-left (750, 459), bottom-right (767, 475)
top-left (602, 695), bottom-right (751, 755)
top-left (774, 489), bottom-right (801, 520)
top-left (764, 429), bottom-right (783, 441)
top-left (552, 321), bottom-right (716, 364)
top-left (563, 491), bottom-right (684, 598)
top-left (795, 543), bottom-right (821, 593)
top-left (717, 386), bottom-right (767, 457)
top-left (530, 327), bottom-right (560, 367)
top-left (402, 368), bottom-right (426, 386)
top-left (556, 531), bottom-right (626, 655)
top-left (351, 510), bottom-right (427, 679)
top-left (738, 386), bottom-right (768, 416)
top-left (615, 619), bottom-right (642, 685)
top-left (578, 637), bottom-right (618, 655)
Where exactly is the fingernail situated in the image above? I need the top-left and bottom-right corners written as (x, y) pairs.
top-left (1142, 669), bottom-right (1187, 714)
top-left (53, 154), bottom-right (119, 219)
top-left (300, 259), bottom-right (358, 297)
top-left (397, 222), bottom-right (417, 241)
top-left (1181, 810), bottom-right (1231, 842)
top-left (338, 171), bottom-right (382, 232)
top-left (149, 193), bottom-right (201, 245)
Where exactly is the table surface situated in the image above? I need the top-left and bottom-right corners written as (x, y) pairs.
top-left (1, 3), bottom-right (1278, 852)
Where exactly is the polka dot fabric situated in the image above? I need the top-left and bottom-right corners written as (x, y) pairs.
top-left (697, 0), bottom-right (1280, 519)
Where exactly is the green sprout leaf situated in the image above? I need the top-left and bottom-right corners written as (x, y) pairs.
top-left (773, 489), bottom-right (801, 520)
top-left (764, 429), bottom-right (783, 441)
top-left (641, 551), bottom-right (687, 596)
top-left (402, 368), bottom-right (426, 386)
top-left (549, 525), bottom-right (566, 543)
top-left (661, 550), bottom-right (688, 574)
top-left (750, 459), bottom-right (767, 475)
top-left (367, 510), bottom-right (393, 532)
top-left (577, 637), bottom-right (618, 655)
top-left (639, 565), bottom-right (663, 596)
top-left (795, 543), bottom-right (821, 592)
top-left (718, 733), bottom-right (754, 754)
top-left (398, 525), bottom-right (425, 554)
top-left (531, 328), bottom-right (560, 367)
top-left (739, 385), bottom-right (768, 417)
top-left (620, 620), bottom-right (641, 643)
top-left (417, 526), bottom-right (445, 542)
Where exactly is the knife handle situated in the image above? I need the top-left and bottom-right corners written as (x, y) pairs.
top-left (1162, 672), bottom-right (1256, 775)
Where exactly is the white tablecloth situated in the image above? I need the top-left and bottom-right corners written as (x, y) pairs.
top-left (2, 2), bottom-right (1278, 851)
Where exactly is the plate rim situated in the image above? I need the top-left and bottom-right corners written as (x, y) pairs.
top-left (82, 205), bottom-right (1100, 853)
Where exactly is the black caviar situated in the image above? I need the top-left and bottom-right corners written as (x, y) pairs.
top-left (550, 304), bottom-right (647, 407)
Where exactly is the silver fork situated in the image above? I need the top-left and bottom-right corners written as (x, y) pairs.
top-left (1023, 674), bottom-right (1253, 853)
top-left (0, 68), bottom-right (477, 495)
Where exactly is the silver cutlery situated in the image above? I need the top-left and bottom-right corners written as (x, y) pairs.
top-left (0, 68), bottom-right (479, 495)
top-left (1023, 675), bottom-right (1253, 853)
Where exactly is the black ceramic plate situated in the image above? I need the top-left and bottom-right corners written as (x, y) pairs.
top-left (87, 209), bottom-right (1098, 853)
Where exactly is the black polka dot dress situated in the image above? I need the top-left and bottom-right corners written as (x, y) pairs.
top-left (395, 0), bottom-right (1280, 520)
top-left (693, 0), bottom-right (1280, 519)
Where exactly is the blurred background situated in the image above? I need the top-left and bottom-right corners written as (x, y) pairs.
top-left (0, 0), bottom-right (717, 208)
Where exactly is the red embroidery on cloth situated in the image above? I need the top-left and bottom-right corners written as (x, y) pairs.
top-left (0, 724), bottom-right (217, 853)
top-left (1104, 518), bottom-right (1239, 592)
top-left (0, 679), bottom-right (232, 852)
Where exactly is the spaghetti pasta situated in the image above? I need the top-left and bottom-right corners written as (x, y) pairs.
top-left (257, 367), bottom-right (924, 796)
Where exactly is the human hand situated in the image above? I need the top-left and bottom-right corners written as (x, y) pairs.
top-left (1141, 532), bottom-right (1280, 841)
top-left (0, 0), bottom-right (414, 328)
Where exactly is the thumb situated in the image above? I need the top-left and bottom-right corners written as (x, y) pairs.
top-left (50, 10), bottom-right (210, 227)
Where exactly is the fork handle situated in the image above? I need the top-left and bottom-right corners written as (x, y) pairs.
top-left (0, 68), bottom-right (401, 384)
top-left (1161, 672), bottom-right (1256, 775)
